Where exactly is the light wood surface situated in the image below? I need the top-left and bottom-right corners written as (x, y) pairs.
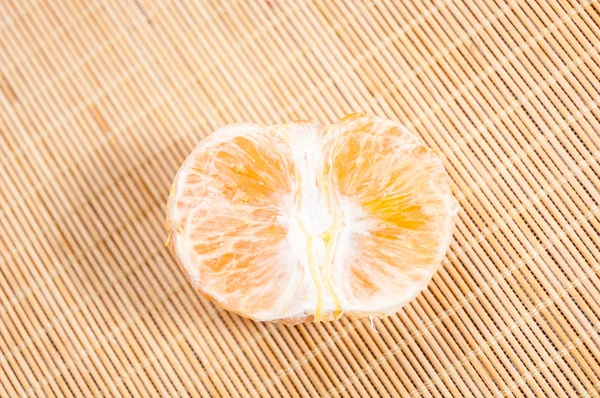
top-left (1, 0), bottom-right (599, 396)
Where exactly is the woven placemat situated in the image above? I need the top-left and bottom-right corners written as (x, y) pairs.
top-left (1, 0), bottom-right (599, 396)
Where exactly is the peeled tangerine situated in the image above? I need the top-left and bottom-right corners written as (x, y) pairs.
top-left (165, 113), bottom-right (458, 324)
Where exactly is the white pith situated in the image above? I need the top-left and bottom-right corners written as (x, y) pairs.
top-left (167, 120), bottom-right (458, 322)
top-left (276, 123), bottom-right (364, 321)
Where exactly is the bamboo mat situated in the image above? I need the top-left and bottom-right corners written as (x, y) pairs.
top-left (1, 0), bottom-right (599, 396)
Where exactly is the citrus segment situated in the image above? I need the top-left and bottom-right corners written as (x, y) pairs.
top-left (166, 124), bottom-right (303, 319)
top-left (321, 114), bottom-right (457, 315)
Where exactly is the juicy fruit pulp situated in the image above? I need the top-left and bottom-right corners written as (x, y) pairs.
top-left (166, 114), bottom-right (458, 323)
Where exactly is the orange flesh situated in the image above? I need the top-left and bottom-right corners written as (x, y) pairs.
top-left (172, 130), bottom-right (302, 317)
top-left (167, 114), bottom-right (457, 322)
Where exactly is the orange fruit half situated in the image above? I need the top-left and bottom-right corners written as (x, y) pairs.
top-left (166, 114), bottom-right (458, 323)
